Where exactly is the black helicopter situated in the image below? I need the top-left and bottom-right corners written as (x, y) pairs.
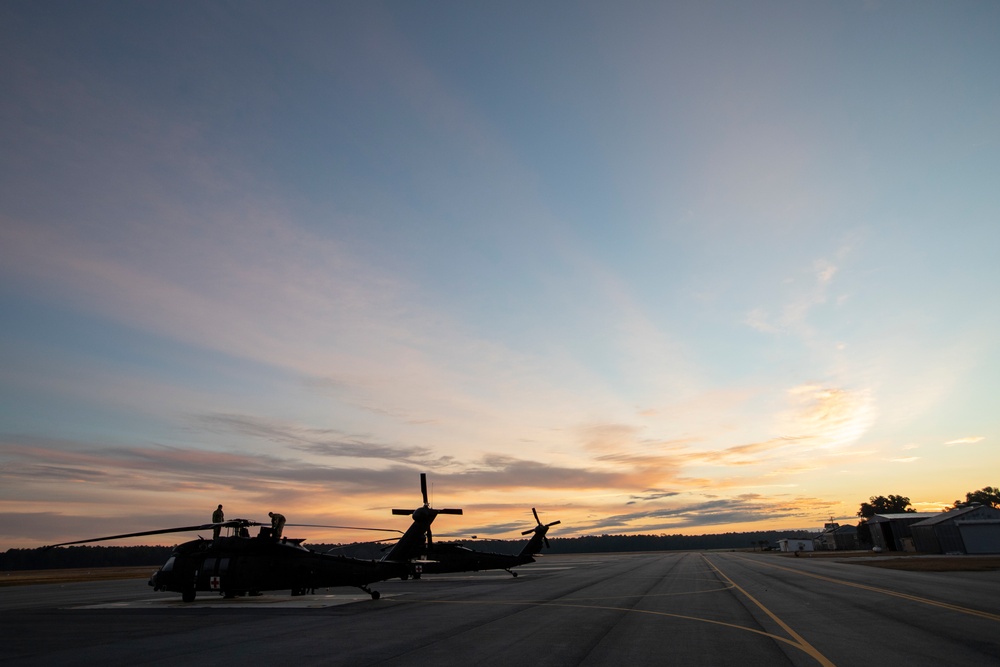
top-left (406, 507), bottom-right (560, 578)
top-left (43, 473), bottom-right (463, 602)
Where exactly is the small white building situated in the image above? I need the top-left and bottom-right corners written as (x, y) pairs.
top-left (777, 538), bottom-right (814, 553)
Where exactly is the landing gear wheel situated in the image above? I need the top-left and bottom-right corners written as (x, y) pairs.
top-left (512, 571), bottom-right (519, 578)
top-left (371, 590), bottom-right (380, 600)
top-left (182, 589), bottom-right (196, 603)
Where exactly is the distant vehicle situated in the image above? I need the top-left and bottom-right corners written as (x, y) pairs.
top-left (43, 473), bottom-right (461, 602)
top-left (408, 507), bottom-right (560, 578)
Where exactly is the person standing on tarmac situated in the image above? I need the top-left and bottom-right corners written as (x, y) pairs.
top-left (212, 504), bottom-right (224, 540)
top-left (268, 511), bottom-right (286, 538)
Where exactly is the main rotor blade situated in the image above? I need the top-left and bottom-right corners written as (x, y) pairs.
top-left (285, 524), bottom-right (403, 534)
top-left (323, 536), bottom-right (400, 553)
top-left (532, 507), bottom-right (540, 525)
top-left (392, 509), bottom-right (414, 515)
top-left (420, 472), bottom-right (428, 506)
top-left (543, 535), bottom-right (550, 549)
top-left (44, 522), bottom-right (229, 549)
top-left (546, 520), bottom-right (562, 527)
top-left (438, 509), bottom-right (463, 515)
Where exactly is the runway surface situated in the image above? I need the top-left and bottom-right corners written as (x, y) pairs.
top-left (3, 552), bottom-right (1000, 666)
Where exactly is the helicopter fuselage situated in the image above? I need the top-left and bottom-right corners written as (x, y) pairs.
top-left (149, 534), bottom-right (405, 601)
top-left (411, 543), bottom-right (535, 576)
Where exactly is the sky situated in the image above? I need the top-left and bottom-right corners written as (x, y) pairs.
top-left (1, 1), bottom-right (998, 550)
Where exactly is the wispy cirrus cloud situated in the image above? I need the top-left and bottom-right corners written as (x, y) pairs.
top-left (0, 435), bottom-right (684, 506)
top-left (583, 493), bottom-right (838, 533)
top-left (944, 436), bottom-right (985, 446)
top-left (778, 383), bottom-right (875, 449)
top-left (686, 437), bottom-right (807, 467)
top-left (653, 383), bottom-right (874, 472)
top-left (744, 257), bottom-right (843, 334)
top-left (627, 490), bottom-right (682, 504)
top-left (197, 413), bottom-right (454, 466)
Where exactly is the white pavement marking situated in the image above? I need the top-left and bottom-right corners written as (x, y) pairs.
top-left (71, 593), bottom-right (400, 610)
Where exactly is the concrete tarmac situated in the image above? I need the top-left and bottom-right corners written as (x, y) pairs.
top-left (2, 552), bottom-right (999, 666)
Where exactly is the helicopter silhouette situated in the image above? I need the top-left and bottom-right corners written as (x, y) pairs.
top-left (406, 507), bottom-right (560, 578)
top-left (42, 473), bottom-right (462, 602)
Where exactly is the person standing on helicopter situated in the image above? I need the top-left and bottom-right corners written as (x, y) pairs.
top-left (268, 511), bottom-right (286, 538)
top-left (212, 504), bottom-right (224, 540)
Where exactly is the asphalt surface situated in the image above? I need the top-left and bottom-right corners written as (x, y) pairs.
top-left (2, 552), bottom-right (999, 666)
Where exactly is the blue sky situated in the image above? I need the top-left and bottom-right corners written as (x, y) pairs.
top-left (1, 1), bottom-right (998, 549)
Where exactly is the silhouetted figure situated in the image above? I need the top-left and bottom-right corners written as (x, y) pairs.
top-left (268, 511), bottom-right (286, 539)
top-left (212, 504), bottom-right (224, 539)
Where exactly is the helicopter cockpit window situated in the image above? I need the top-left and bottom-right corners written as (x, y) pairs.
top-left (204, 558), bottom-right (217, 573)
top-left (219, 558), bottom-right (230, 572)
top-left (161, 556), bottom-right (176, 572)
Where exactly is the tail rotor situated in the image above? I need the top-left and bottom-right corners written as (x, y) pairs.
top-left (521, 507), bottom-right (561, 549)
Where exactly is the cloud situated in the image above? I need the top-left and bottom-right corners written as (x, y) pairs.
top-left (745, 307), bottom-right (778, 333)
top-left (0, 512), bottom-right (211, 545)
top-left (450, 455), bottom-right (672, 493)
top-left (779, 383), bottom-right (875, 449)
top-left (0, 435), bottom-right (416, 499)
top-left (627, 490), bottom-right (682, 504)
top-left (743, 254), bottom-right (847, 335)
top-left (579, 423), bottom-right (643, 453)
top-left (814, 259), bottom-right (837, 285)
top-left (688, 437), bottom-right (807, 467)
top-left (0, 433), bottom-right (701, 545)
top-left (196, 413), bottom-right (454, 466)
top-left (582, 493), bottom-right (836, 533)
top-left (4, 419), bottom-right (775, 547)
top-left (944, 436), bottom-right (985, 446)
top-left (674, 385), bottom-right (874, 469)
top-left (0, 434), bottom-right (682, 503)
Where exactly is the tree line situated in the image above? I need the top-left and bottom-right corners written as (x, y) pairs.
top-left (2, 530), bottom-right (796, 571)
top-left (0, 545), bottom-right (174, 571)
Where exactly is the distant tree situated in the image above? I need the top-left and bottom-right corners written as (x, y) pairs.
top-left (949, 486), bottom-right (1000, 509)
top-left (857, 494), bottom-right (914, 518)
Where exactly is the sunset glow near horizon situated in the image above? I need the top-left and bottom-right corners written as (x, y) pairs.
top-left (1, 2), bottom-right (998, 550)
